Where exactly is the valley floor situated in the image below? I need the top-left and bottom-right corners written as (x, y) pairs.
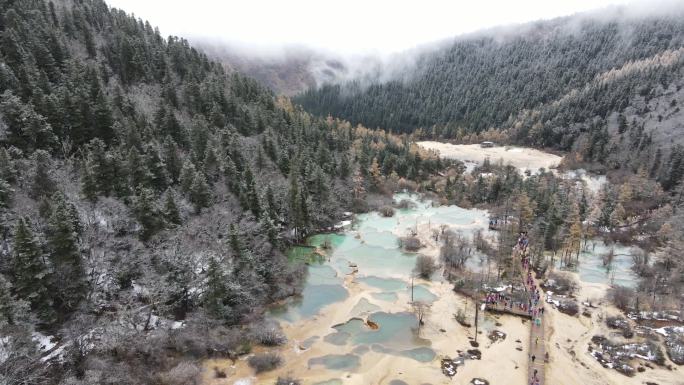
top-left (201, 221), bottom-right (683, 385)
top-left (417, 142), bottom-right (562, 174)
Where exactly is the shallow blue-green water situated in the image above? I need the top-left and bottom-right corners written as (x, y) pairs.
top-left (409, 285), bottom-right (439, 303)
top-left (556, 239), bottom-right (640, 288)
top-left (308, 354), bottom-right (361, 371)
top-left (371, 292), bottom-right (399, 302)
top-left (358, 276), bottom-right (408, 291)
top-left (269, 283), bottom-right (349, 323)
top-left (271, 193), bottom-right (494, 373)
top-left (271, 193), bottom-right (493, 322)
top-left (350, 298), bottom-right (381, 316)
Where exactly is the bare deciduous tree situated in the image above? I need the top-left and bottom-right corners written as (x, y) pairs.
top-left (414, 255), bottom-right (438, 279)
top-left (411, 300), bottom-right (431, 327)
top-left (441, 230), bottom-right (472, 270)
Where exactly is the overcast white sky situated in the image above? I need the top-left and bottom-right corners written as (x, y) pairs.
top-left (106, 0), bottom-right (637, 54)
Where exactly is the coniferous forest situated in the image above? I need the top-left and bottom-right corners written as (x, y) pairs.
top-left (0, 1), bottom-right (445, 383)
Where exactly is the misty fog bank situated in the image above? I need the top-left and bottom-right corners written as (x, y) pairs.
top-left (191, 0), bottom-right (684, 96)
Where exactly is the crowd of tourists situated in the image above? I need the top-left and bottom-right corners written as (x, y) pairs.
top-left (480, 232), bottom-right (545, 385)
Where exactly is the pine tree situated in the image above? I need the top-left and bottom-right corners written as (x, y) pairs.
top-left (0, 147), bottom-right (16, 183)
top-left (288, 170), bottom-right (305, 237)
top-left (261, 217), bottom-right (279, 248)
top-left (663, 145), bottom-right (684, 190)
top-left (93, 90), bottom-right (114, 142)
top-left (10, 218), bottom-right (54, 323)
top-left (144, 146), bottom-right (169, 191)
top-left (224, 156), bottom-right (240, 194)
top-left (617, 113), bottom-right (628, 134)
top-left (312, 167), bottom-right (329, 204)
top-left (597, 186), bottom-right (616, 227)
top-left (256, 147), bottom-right (265, 170)
top-left (133, 187), bottom-right (161, 241)
top-left (111, 150), bottom-right (130, 198)
top-left (243, 167), bottom-right (261, 218)
top-left (163, 190), bottom-right (182, 226)
top-left (83, 27), bottom-right (96, 58)
top-left (203, 147), bottom-right (219, 183)
top-left (0, 274), bottom-right (29, 326)
top-left (164, 110), bottom-right (185, 145)
top-left (127, 148), bottom-right (149, 189)
top-left (278, 147), bottom-right (290, 175)
top-left (203, 257), bottom-right (229, 319)
top-left (163, 137), bottom-right (182, 183)
top-left (338, 153), bottom-right (350, 178)
top-left (68, 202), bottom-right (82, 237)
top-left (209, 102), bottom-right (226, 128)
top-left (190, 118), bottom-right (209, 164)
top-left (650, 148), bottom-right (662, 179)
top-left (154, 104), bottom-right (168, 133)
top-left (265, 185), bottom-right (279, 222)
top-left (578, 191), bottom-right (588, 222)
top-left (88, 139), bottom-right (114, 195)
top-left (229, 224), bottom-right (242, 256)
top-left (164, 255), bottom-right (194, 319)
top-left (298, 189), bottom-right (309, 235)
top-left (0, 91), bottom-right (56, 151)
top-left (358, 147), bottom-right (370, 176)
top-left (46, 194), bottom-right (85, 314)
top-left (80, 160), bottom-right (98, 203)
top-left (179, 159), bottom-right (197, 194)
top-left (189, 172), bottom-right (210, 214)
top-left (0, 177), bottom-right (12, 209)
top-left (30, 150), bottom-right (56, 199)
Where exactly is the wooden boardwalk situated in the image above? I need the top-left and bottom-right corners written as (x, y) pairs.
top-left (483, 260), bottom-right (546, 384)
top-left (484, 303), bottom-right (532, 318)
top-left (527, 276), bottom-right (546, 385)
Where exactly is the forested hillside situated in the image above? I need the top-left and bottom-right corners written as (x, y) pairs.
top-left (0, 1), bottom-right (446, 384)
top-left (295, 8), bottom-right (684, 187)
top-left (197, 42), bottom-right (349, 97)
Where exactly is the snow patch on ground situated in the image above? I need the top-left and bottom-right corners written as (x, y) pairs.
top-left (233, 378), bottom-right (254, 385)
top-left (41, 344), bottom-right (67, 363)
top-left (483, 284), bottom-right (511, 292)
top-left (334, 220), bottom-right (352, 229)
top-left (0, 336), bottom-right (9, 364)
top-left (562, 169), bottom-right (607, 193)
top-left (132, 282), bottom-right (149, 297)
top-left (32, 332), bottom-right (57, 353)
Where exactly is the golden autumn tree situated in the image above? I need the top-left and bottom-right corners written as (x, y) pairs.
top-left (568, 202), bottom-right (583, 262)
top-left (515, 191), bottom-right (535, 231)
top-left (369, 157), bottom-right (382, 192)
